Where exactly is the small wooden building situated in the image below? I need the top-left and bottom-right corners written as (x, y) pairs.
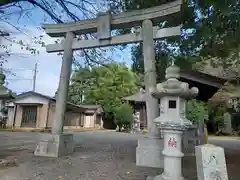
top-left (6, 91), bottom-right (103, 129)
top-left (123, 69), bottom-right (228, 128)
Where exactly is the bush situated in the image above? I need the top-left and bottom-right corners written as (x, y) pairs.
top-left (142, 128), bottom-right (148, 134)
top-left (186, 100), bottom-right (208, 124)
top-left (114, 104), bottom-right (133, 132)
top-left (208, 104), bottom-right (225, 133)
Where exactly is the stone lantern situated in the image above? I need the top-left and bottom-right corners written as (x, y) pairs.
top-left (150, 64), bottom-right (198, 180)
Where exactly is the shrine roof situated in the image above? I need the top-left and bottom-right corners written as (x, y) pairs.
top-left (123, 90), bottom-right (147, 102)
top-left (209, 82), bottom-right (240, 104)
top-left (123, 69), bottom-right (228, 102)
top-left (179, 69), bottom-right (227, 89)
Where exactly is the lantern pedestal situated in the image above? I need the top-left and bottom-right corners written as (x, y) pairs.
top-left (153, 128), bottom-right (185, 180)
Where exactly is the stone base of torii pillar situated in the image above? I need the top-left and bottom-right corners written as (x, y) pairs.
top-left (136, 136), bottom-right (164, 168)
top-left (34, 134), bottom-right (74, 157)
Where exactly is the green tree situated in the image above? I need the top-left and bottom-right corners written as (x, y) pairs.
top-left (186, 100), bottom-right (209, 124)
top-left (120, 0), bottom-right (240, 77)
top-left (68, 67), bottom-right (93, 105)
top-left (131, 43), bottom-right (196, 82)
top-left (114, 103), bottom-right (133, 132)
top-left (208, 104), bottom-right (225, 133)
top-left (68, 63), bottom-right (140, 120)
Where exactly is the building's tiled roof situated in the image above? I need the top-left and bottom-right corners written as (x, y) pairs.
top-left (195, 59), bottom-right (239, 81)
top-left (180, 69), bottom-right (227, 87)
top-left (14, 91), bottom-right (102, 111)
top-left (78, 104), bottom-right (102, 109)
top-left (210, 82), bottom-right (240, 104)
top-left (15, 91), bottom-right (55, 101)
top-left (122, 90), bottom-right (146, 102)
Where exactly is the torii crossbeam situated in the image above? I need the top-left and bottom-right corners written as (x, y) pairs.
top-left (34, 0), bottom-right (182, 169)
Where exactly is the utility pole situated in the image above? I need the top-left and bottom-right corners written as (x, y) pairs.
top-left (32, 63), bottom-right (37, 92)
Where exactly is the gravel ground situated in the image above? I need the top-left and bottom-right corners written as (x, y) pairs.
top-left (0, 131), bottom-right (239, 180)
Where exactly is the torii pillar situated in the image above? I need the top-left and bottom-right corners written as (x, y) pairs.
top-left (136, 20), bottom-right (163, 168)
top-left (34, 32), bottom-right (75, 157)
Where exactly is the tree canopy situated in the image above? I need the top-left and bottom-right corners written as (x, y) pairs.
top-left (68, 63), bottom-right (140, 117)
top-left (120, 0), bottom-right (240, 80)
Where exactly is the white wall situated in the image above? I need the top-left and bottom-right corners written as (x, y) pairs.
top-left (6, 107), bottom-right (15, 128)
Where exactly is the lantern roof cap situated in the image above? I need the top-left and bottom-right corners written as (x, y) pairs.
top-left (151, 64), bottom-right (199, 99)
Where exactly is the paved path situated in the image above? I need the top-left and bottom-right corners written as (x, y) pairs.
top-left (209, 136), bottom-right (240, 152)
top-left (0, 132), bottom-right (239, 180)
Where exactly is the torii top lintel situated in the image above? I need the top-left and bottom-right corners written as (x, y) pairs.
top-left (43, 0), bottom-right (182, 37)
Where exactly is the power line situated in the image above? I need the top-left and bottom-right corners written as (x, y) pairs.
top-left (5, 65), bottom-right (38, 82)
top-left (3, 63), bottom-right (38, 92)
top-left (5, 64), bottom-right (38, 91)
top-left (4, 68), bottom-right (34, 71)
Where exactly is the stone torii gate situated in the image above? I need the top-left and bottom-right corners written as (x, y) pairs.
top-left (34, 0), bottom-right (182, 164)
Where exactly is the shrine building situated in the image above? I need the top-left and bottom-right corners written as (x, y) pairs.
top-left (122, 69), bottom-right (228, 128)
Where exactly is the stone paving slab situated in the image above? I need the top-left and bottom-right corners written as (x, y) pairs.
top-left (0, 132), bottom-right (238, 180)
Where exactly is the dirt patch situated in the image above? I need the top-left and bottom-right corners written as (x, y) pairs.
top-left (225, 152), bottom-right (240, 179)
top-left (0, 148), bottom-right (28, 159)
top-left (0, 147), bottom-right (31, 170)
top-left (0, 159), bottom-right (17, 169)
